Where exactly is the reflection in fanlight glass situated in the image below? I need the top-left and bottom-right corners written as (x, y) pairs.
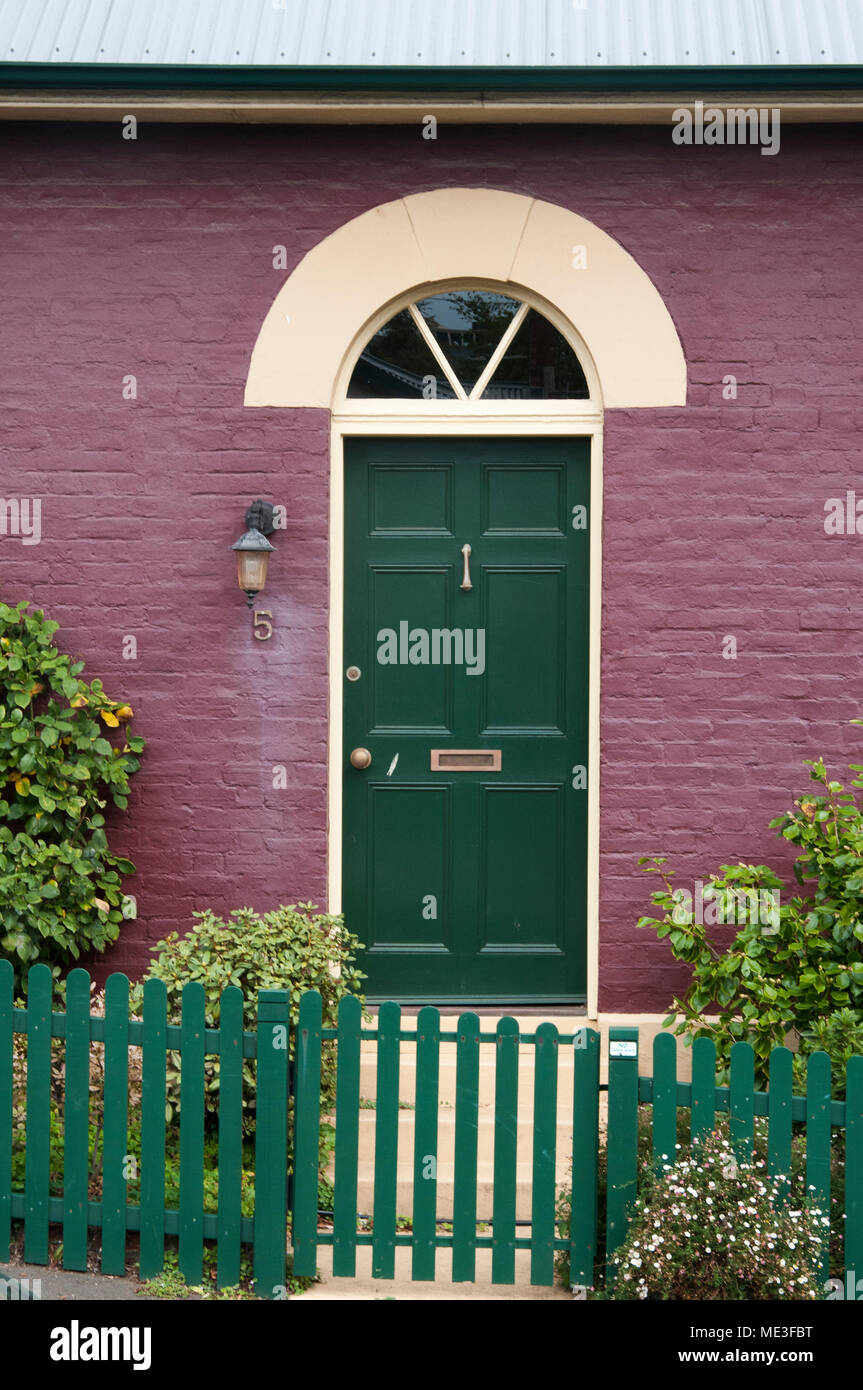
top-left (347, 290), bottom-right (589, 400)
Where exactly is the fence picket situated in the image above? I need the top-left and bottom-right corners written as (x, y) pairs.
top-left (178, 980), bottom-right (206, 1285)
top-left (332, 994), bottom-right (362, 1278)
top-left (214, 984), bottom-right (241, 1284)
top-left (690, 1036), bottom-right (716, 1146)
top-left (805, 1050), bottom-right (831, 1285)
top-left (530, 1022), bottom-right (558, 1287)
top-left (371, 1001), bottom-right (400, 1279)
top-left (0, 959), bottom-right (12, 1262)
top-left (291, 988), bottom-right (323, 1279)
top-left (605, 1027), bottom-right (639, 1283)
top-left (253, 988), bottom-right (290, 1299)
top-left (845, 1055), bottom-right (863, 1296)
top-left (570, 1027), bottom-right (600, 1290)
top-left (101, 971), bottom-right (130, 1275)
top-left (23, 964), bottom-right (52, 1265)
top-left (652, 1032), bottom-right (677, 1174)
top-left (411, 1005), bottom-right (440, 1282)
top-left (729, 1041), bottom-right (755, 1164)
top-left (139, 977), bottom-right (167, 1280)
top-left (62, 968), bottom-right (91, 1270)
top-left (767, 1046), bottom-right (793, 1207)
top-left (452, 1012), bottom-right (480, 1282)
top-left (491, 1017), bottom-right (519, 1285)
top-left (216, 986), bottom-right (244, 1290)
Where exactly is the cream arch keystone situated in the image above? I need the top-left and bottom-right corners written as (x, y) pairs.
top-left (244, 188), bottom-right (686, 410)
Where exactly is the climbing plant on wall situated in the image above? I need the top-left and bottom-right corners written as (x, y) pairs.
top-left (0, 600), bottom-right (144, 986)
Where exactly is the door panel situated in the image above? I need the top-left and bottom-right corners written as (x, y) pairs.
top-left (481, 464), bottom-right (567, 535)
top-left (370, 569), bottom-right (454, 732)
top-left (371, 464), bottom-right (455, 535)
top-left (481, 568), bottom-right (566, 731)
top-left (369, 784), bottom-right (451, 948)
top-left (343, 436), bottom-right (589, 1003)
top-left (480, 785), bottom-right (564, 949)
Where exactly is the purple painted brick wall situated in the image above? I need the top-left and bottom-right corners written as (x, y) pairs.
top-left (1, 121), bottom-right (861, 1010)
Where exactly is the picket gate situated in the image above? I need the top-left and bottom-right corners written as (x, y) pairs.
top-left (1, 961), bottom-right (860, 1296)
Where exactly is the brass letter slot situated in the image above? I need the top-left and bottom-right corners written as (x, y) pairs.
top-left (430, 749), bottom-right (502, 771)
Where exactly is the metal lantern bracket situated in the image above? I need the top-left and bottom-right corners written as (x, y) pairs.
top-left (245, 499), bottom-right (276, 536)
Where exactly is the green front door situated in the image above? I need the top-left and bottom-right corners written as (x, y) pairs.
top-left (343, 436), bottom-right (590, 1003)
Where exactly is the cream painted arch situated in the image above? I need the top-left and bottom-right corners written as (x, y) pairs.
top-left (244, 187), bottom-right (687, 410)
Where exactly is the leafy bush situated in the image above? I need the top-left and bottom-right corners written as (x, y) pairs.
top-left (610, 1130), bottom-right (826, 1300)
top-left (129, 903), bottom-right (366, 1127)
top-left (0, 601), bottom-right (143, 986)
top-left (637, 721), bottom-right (863, 1087)
top-left (792, 1007), bottom-right (863, 1096)
top-left (556, 1110), bottom-right (846, 1294)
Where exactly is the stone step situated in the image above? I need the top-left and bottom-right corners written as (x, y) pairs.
top-left (341, 1013), bottom-right (690, 1218)
top-left (302, 1243), bottom-right (569, 1299)
top-left (357, 1073), bottom-right (575, 1107)
top-left (337, 1096), bottom-right (609, 1156)
top-left (355, 1015), bottom-right (693, 1102)
top-left (352, 1163), bottom-right (567, 1222)
top-left (346, 1107), bottom-right (577, 1221)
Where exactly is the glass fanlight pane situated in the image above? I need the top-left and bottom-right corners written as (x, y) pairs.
top-left (347, 308), bottom-right (456, 399)
top-left (414, 291), bottom-right (521, 395)
top-left (481, 309), bottom-right (589, 399)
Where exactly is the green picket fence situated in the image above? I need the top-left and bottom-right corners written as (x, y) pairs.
top-left (589, 1029), bottom-right (863, 1294)
top-left (1, 959), bottom-right (860, 1295)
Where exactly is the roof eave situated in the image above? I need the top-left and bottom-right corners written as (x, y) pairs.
top-left (1, 62), bottom-right (863, 94)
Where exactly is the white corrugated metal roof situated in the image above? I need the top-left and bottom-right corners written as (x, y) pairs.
top-left (1, 0), bottom-right (862, 68)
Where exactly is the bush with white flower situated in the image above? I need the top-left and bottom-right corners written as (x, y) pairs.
top-left (611, 1130), bottom-right (827, 1300)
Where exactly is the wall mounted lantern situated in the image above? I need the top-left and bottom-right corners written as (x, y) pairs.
top-left (231, 499), bottom-right (276, 608)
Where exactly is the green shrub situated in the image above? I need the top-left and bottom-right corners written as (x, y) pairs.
top-left (556, 1111), bottom-right (846, 1295)
top-left (792, 1007), bottom-right (863, 1097)
top-left (636, 719), bottom-right (863, 1087)
top-left (130, 903), bottom-right (366, 1127)
top-left (610, 1130), bottom-right (826, 1300)
top-left (0, 601), bottom-right (143, 987)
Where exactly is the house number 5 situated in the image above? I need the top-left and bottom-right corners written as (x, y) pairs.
top-left (253, 609), bottom-right (273, 641)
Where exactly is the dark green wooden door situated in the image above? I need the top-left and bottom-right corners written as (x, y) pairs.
top-left (343, 436), bottom-right (589, 1003)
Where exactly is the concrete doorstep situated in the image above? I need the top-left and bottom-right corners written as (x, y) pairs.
top-left (296, 1244), bottom-right (570, 1300)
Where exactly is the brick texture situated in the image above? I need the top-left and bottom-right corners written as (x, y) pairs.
top-left (1, 120), bottom-right (861, 1008)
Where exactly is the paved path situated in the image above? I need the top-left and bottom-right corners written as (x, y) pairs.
top-left (0, 1260), bottom-right (150, 1300)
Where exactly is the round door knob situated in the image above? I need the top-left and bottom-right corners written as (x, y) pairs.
top-left (350, 747), bottom-right (372, 769)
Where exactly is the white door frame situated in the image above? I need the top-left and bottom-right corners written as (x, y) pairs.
top-left (328, 418), bottom-right (602, 1016)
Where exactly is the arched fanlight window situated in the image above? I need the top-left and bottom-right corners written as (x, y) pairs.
top-left (347, 289), bottom-right (590, 401)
